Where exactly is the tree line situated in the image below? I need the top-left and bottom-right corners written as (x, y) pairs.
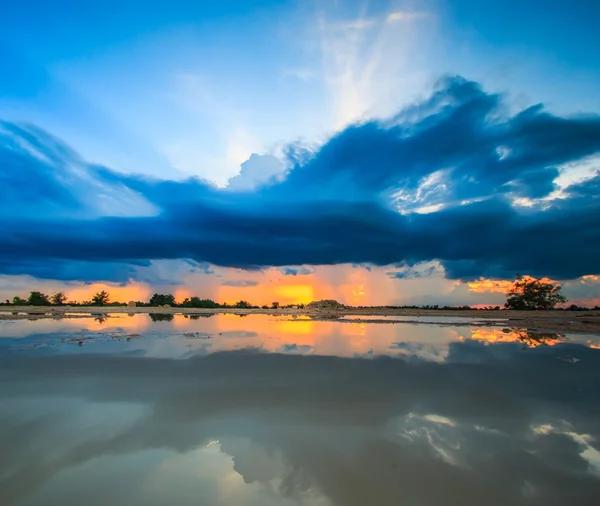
top-left (1, 277), bottom-right (598, 310)
top-left (0, 290), bottom-right (303, 309)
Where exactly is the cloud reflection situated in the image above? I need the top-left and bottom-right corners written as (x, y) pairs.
top-left (1, 333), bottom-right (600, 505)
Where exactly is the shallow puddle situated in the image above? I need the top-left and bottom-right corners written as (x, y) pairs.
top-left (1, 314), bottom-right (599, 505)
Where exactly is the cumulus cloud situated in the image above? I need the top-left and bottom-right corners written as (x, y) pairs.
top-left (1, 77), bottom-right (600, 283)
top-left (226, 153), bottom-right (285, 190)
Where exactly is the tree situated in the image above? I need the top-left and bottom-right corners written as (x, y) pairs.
top-left (235, 300), bottom-right (252, 308)
top-left (149, 293), bottom-right (176, 306)
top-left (91, 290), bottom-right (110, 306)
top-left (505, 275), bottom-right (567, 310)
top-left (50, 292), bottom-right (67, 305)
top-left (28, 291), bottom-right (50, 306)
top-left (181, 297), bottom-right (219, 308)
top-left (12, 296), bottom-right (28, 305)
top-left (271, 301), bottom-right (280, 309)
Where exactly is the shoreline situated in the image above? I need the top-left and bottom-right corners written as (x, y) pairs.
top-left (2, 306), bottom-right (600, 334)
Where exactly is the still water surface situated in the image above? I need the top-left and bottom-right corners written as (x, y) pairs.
top-left (1, 314), bottom-right (599, 505)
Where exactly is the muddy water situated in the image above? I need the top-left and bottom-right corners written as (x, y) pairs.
top-left (1, 314), bottom-right (599, 506)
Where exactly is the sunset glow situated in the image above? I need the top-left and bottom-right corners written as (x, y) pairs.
top-left (65, 283), bottom-right (151, 304)
top-left (5, 268), bottom-right (598, 308)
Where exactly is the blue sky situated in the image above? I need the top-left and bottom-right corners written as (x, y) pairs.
top-left (1, 0), bottom-right (600, 305)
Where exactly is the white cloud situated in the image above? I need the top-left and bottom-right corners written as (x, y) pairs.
top-left (555, 155), bottom-right (600, 190)
top-left (283, 68), bottom-right (318, 81)
top-left (387, 11), bottom-right (429, 22)
top-left (227, 153), bottom-right (285, 191)
top-left (313, 4), bottom-right (435, 130)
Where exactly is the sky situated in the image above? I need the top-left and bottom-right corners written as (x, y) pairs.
top-left (1, 0), bottom-right (600, 306)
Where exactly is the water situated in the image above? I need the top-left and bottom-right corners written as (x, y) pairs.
top-left (1, 314), bottom-right (599, 505)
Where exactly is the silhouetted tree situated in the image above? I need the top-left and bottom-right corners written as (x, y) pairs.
top-left (91, 290), bottom-right (110, 306)
top-left (271, 301), bottom-right (280, 309)
top-left (149, 293), bottom-right (176, 306)
top-left (235, 300), bottom-right (252, 308)
top-left (12, 296), bottom-right (28, 305)
top-left (181, 297), bottom-right (219, 308)
top-left (28, 291), bottom-right (50, 306)
top-left (505, 275), bottom-right (567, 310)
top-left (50, 292), bottom-right (67, 305)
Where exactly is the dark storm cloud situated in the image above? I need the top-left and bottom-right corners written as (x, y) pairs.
top-left (1, 76), bottom-right (600, 283)
top-left (0, 258), bottom-right (150, 283)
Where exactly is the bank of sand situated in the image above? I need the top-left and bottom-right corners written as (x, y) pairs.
top-left (2, 306), bottom-right (600, 334)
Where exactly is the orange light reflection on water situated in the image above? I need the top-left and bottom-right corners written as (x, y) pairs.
top-left (471, 328), bottom-right (564, 347)
top-left (5, 314), bottom-right (598, 357)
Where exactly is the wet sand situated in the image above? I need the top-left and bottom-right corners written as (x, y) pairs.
top-left (3, 306), bottom-right (600, 334)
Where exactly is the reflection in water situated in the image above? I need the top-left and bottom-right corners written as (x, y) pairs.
top-left (515, 331), bottom-right (566, 348)
top-left (472, 328), bottom-right (566, 348)
top-left (1, 317), bottom-right (600, 505)
top-left (149, 313), bottom-right (175, 322)
top-left (1, 341), bottom-right (600, 506)
top-left (0, 314), bottom-right (598, 361)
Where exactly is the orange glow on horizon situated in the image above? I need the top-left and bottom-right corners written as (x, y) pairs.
top-left (66, 283), bottom-right (151, 304)
top-left (467, 279), bottom-right (513, 293)
top-left (5, 266), bottom-right (599, 309)
top-left (273, 284), bottom-right (315, 304)
top-left (217, 278), bottom-right (318, 306)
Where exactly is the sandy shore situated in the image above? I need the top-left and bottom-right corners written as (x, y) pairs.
top-left (2, 306), bottom-right (600, 334)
